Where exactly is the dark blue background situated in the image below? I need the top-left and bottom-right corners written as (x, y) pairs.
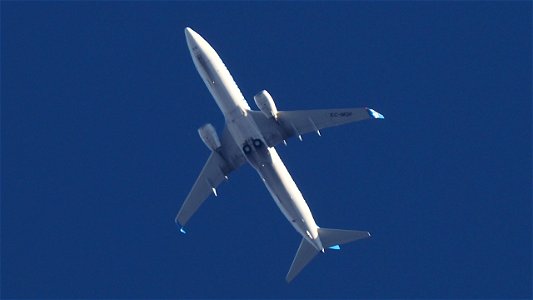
top-left (2, 2), bottom-right (531, 298)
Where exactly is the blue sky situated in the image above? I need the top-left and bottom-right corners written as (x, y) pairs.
top-left (2, 2), bottom-right (531, 298)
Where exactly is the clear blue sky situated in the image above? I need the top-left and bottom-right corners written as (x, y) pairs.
top-left (2, 2), bottom-right (531, 298)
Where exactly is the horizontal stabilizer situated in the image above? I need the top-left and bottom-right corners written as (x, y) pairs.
top-left (318, 228), bottom-right (371, 248)
top-left (285, 228), bottom-right (370, 282)
top-left (286, 238), bottom-right (319, 282)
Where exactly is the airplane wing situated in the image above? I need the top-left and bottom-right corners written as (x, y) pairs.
top-left (175, 126), bottom-right (245, 228)
top-left (250, 107), bottom-right (384, 147)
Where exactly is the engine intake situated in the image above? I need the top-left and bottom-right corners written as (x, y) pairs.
top-left (254, 90), bottom-right (278, 119)
top-left (198, 123), bottom-right (221, 151)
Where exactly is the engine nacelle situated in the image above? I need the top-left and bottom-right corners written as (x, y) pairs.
top-left (253, 90), bottom-right (278, 119)
top-left (198, 123), bottom-right (221, 152)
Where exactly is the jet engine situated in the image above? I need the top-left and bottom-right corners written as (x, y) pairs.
top-left (198, 123), bottom-right (221, 152)
top-left (254, 90), bottom-right (278, 119)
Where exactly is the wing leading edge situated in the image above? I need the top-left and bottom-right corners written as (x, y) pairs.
top-left (251, 107), bottom-right (384, 147)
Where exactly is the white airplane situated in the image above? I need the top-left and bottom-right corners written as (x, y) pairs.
top-left (176, 27), bottom-right (384, 282)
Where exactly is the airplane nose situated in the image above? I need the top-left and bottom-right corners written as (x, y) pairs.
top-left (184, 27), bottom-right (194, 39)
top-left (184, 27), bottom-right (202, 51)
top-left (184, 27), bottom-right (194, 44)
top-left (184, 27), bottom-right (219, 62)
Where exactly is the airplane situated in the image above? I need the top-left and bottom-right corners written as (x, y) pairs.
top-left (176, 27), bottom-right (384, 282)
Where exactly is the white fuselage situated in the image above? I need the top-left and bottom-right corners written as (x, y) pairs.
top-left (185, 28), bottom-right (323, 251)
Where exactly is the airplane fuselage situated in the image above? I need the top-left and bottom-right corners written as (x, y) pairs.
top-left (185, 28), bottom-right (323, 250)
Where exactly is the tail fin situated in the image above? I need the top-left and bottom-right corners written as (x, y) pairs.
top-left (285, 228), bottom-right (371, 283)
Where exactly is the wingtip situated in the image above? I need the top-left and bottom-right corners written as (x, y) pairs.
top-left (175, 218), bottom-right (187, 234)
top-left (366, 108), bottom-right (385, 119)
top-left (285, 272), bottom-right (297, 283)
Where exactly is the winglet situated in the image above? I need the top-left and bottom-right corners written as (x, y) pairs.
top-left (180, 227), bottom-right (187, 234)
top-left (366, 108), bottom-right (384, 119)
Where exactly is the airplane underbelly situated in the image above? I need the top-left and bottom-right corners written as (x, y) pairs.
top-left (246, 145), bottom-right (319, 240)
top-left (201, 55), bottom-right (251, 115)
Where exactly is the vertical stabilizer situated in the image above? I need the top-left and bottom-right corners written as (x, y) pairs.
top-left (286, 238), bottom-right (319, 282)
